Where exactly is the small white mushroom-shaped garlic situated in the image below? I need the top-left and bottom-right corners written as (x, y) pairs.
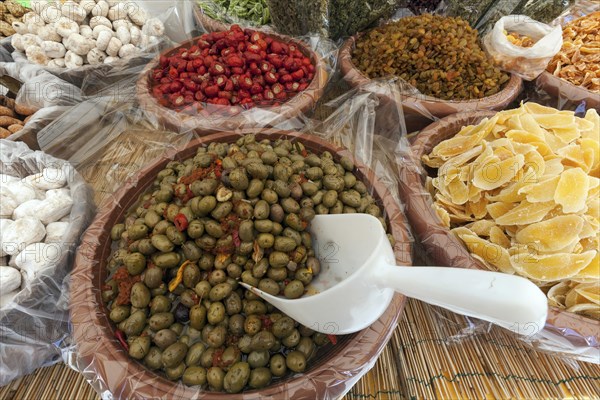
top-left (30, 0), bottom-right (49, 15)
top-left (11, 22), bottom-right (28, 35)
top-left (56, 17), bottom-right (79, 38)
top-left (22, 34), bottom-right (43, 48)
top-left (91, 1), bottom-right (109, 17)
top-left (41, 5), bottom-right (62, 24)
top-left (1, 218), bottom-right (46, 256)
top-left (111, 18), bottom-right (132, 30)
top-left (142, 18), bottom-right (164, 37)
top-left (95, 30), bottom-right (112, 51)
top-left (129, 25), bottom-right (141, 46)
top-left (37, 25), bottom-right (62, 42)
top-left (106, 36), bottom-right (122, 57)
top-left (103, 56), bottom-right (119, 64)
top-left (41, 41), bottom-right (66, 58)
top-left (89, 15), bottom-right (112, 29)
top-left (92, 24), bottom-right (112, 39)
top-left (79, 25), bottom-right (93, 39)
top-left (61, 1), bottom-right (87, 23)
top-left (11, 34), bottom-right (25, 52)
top-left (87, 48), bottom-right (107, 65)
top-left (128, 5), bottom-right (147, 26)
top-left (27, 48), bottom-right (49, 65)
top-left (118, 43), bottom-right (138, 58)
top-left (25, 15), bottom-right (46, 35)
top-left (64, 50), bottom-right (84, 68)
top-left (0, 267), bottom-right (21, 295)
top-left (47, 58), bottom-right (66, 68)
top-left (65, 33), bottom-right (92, 56)
top-left (79, 0), bottom-right (96, 14)
top-left (107, 3), bottom-right (128, 21)
top-left (115, 25), bottom-right (131, 45)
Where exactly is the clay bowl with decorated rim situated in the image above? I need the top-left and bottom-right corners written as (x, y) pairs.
top-left (397, 111), bottom-right (600, 347)
top-left (70, 129), bottom-right (411, 399)
top-left (339, 36), bottom-right (523, 132)
top-left (537, 71), bottom-right (600, 110)
top-left (136, 31), bottom-right (328, 135)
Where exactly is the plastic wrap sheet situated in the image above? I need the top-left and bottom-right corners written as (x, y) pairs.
top-left (396, 110), bottom-right (600, 364)
top-left (482, 15), bottom-right (563, 81)
top-left (338, 33), bottom-right (524, 133)
top-left (264, 0), bottom-right (402, 40)
top-left (0, 0), bottom-right (195, 89)
top-left (533, 3), bottom-right (600, 111)
top-left (133, 29), bottom-right (337, 134)
top-left (0, 140), bottom-right (95, 385)
top-left (63, 83), bottom-right (413, 398)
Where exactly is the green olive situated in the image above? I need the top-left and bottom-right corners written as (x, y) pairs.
top-left (110, 224), bottom-right (126, 241)
top-left (195, 196), bottom-right (217, 217)
top-left (186, 342), bottom-right (207, 367)
top-left (118, 310), bottom-right (146, 337)
top-left (166, 225), bottom-right (186, 245)
top-left (304, 154), bottom-right (321, 167)
top-left (191, 179), bottom-right (218, 196)
top-left (269, 205), bottom-right (284, 225)
top-left (186, 220), bottom-right (204, 239)
top-left (366, 204), bottom-right (382, 217)
top-left (153, 220), bottom-right (171, 235)
top-left (340, 190), bottom-right (361, 208)
top-left (182, 366), bottom-right (207, 386)
top-left (253, 200), bottom-right (270, 220)
top-left (207, 302), bottom-right (226, 325)
top-left (144, 347), bottom-right (163, 370)
top-left (269, 353), bottom-right (287, 377)
top-left (180, 289), bottom-right (199, 308)
top-left (223, 362), bottom-right (250, 394)
top-left (206, 325), bottom-right (227, 348)
top-left (248, 367), bottom-right (271, 389)
top-left (228, 314), bottom-right (245, 335)
top-left (144, 210), bottom-right (162, 229)
top-left (243, 300), bottom-right (267, 316)
top-left (197, 252), bottom-right (215, 269)
top-left (238, 220), bottom-right (255, 242)
top-left (149, 312), bottom-right (175, 331)
top-left (162, 342), bottom-right (188, 368)
top-left (229, 168), bottom-right (249, 190)
top-left (254, 219), bottom-right (273, 233)
top-left (281, 197), bottom-right (300, 214)
top-left (204, 220), bottom-right (225, 238)
top-left (258, 278), bottom-right (280, 296)
top-left (137, 239), bottom-right (156, 255)
top-left (260, 150), bottom-right (277, 165)
top-left (221, 346), bottom-right (241, 367)
top-left (284, 213), bottom-right (305, 231)
top-left (274, 236), bottom-right (297, 252)
top-left (207, 367), bottom-right (225, 391)
top-left (170, 322), bottom-right (184, 336)
top-left (109, 305), bottom-right (130, 323)
top-left (152, 252), bottom-right (181, 269)
top-left (235, 201), bottom-right (253, 219)
top-left (244, 314), bottom-right (262, 335)
top-left (269, 251), bottom-right (290, 268)
top-left (250, 330), bottom-right (275, 351)
top-left (127, 224), bottom-right (149, 241)
top-left (129, 336), bottom-right (151, 360)
top-left (200, 347), bottom-right (216, 368)
top-left (266, 267), bottom-right (288, 282)
top-left (301, 181), bottom-right (318, 196)
top-left (272, 316), bottom-right (295, 338)
top-left (340, 156), bottom-right (354, 171)
top-left (283, 228), bottom-right (302, 246)
top-left (189, 304), bottom-right (207, 330)
top-left (151, 234), bottom-right (174, 253)
top-left (150, 295), bottom-right (171, 315)
top-left (330, 200), bottom-right (343, 214)
top-left (285, 350), bottom-right (307, 373)
top-left (256, 233), bottom-right (274, 249)
top-left (246, 179), bottom-right (264, 198)
top-left (281, 328), bottom-right (301, 347)
top-left (182, 241), bottom-right (202, 261)
top-left (165, 362), bottom-right (186, 381)
top-left (154, 328), bottom-right (178, 349)
top-left (130, 282), bottom-right (151, 308)
top-left (296, 336), bottom-right (316, 360)
top-left (245, 163), bottom-right (268, 180)
top-left (194, 281), bottom-right (212, 298)
top-left (211, 201), bottom-right (233, 220)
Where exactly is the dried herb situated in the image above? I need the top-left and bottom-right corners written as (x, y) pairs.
top-left (351, 14), bottom-right (510, 100)
top-left (197, 0), bottom-right (270, 26)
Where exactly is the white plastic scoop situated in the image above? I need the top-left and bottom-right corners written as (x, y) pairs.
top-left (241, 214), bottom-right (548, 336)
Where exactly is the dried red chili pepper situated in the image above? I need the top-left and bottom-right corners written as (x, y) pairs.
top-left (174, 213), bottom-right (189, 231)
top-left (115, 329), bottom-right (129, 351)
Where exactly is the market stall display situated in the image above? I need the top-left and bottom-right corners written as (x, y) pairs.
top-left (0, 0), bottom-right (30, 39)
top-left (0, 140), bottom-right (94, 385)
top-left (339, 14), bottom-right (523, 131)
top-left (11, 0), bottom-right (165, 68)
top-left (70, 129), bottom-right (410, 398)
top-left (137, 25), bottom-right (329, 132)
top-left (398, 103), bottom-right (600, 362)
top-left (538, 11), bottom-right (600, 109)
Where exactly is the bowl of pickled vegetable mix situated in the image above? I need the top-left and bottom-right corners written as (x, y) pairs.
top-left (70, 130), bottom-right (410, 397)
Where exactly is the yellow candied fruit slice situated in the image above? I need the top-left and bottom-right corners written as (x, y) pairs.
top-left (518, 175), bottom-right (560, 203)
top-left (472, 154), bottom-right (525, 191)
top-left (533, 112), bottom-right (576, 130)
top-left (489, 225), bottom-right (511, 248)
top-left (494, 201), bottom-right (555, 226)
top-left (580, 138), bottom-right (600, 178)
top-left (554, 167), bottom-right (589, 213)
top-left (509, 251), bottom-right (596, 282)
top-left (486, 202), bottom-right (517, 220)
top-left (566, 303), bottom-right (600, 319)
top-left (465, 220), bottom-right (497, 237)
top-left (455, 232), bottom-right (514, 274)
top-left (574, 281), bottom-right (600, 305)
top-left (573, 252), bottom-right (600, 282)
top-left (551, 124), bottom-right (581, 144)
top-left (558, 144), bottom-right (592, 172)
top-left (523, 102), bottom-right (562, 116)
top-left (515, 215), bottom-right (584, 252)
top-left (565, 287), bottom-right (591, 308)
top-left (486, 180), bottom-right (528, 203)
top-left (547, 281), bottom-right (570, 307)
top-left (448, 179), bottom-right (470, 205)
top-left (542, 158), bottom-right (564, 177)
top-left (466, 196), bottom-right (488, 219)
top-left (433, 204), bottom-right (451, 228)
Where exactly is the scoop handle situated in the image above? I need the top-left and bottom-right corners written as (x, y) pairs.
top-left (373, 265), bottom-right (548, 336)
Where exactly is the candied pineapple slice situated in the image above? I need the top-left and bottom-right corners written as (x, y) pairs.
top-left (456, 232), bottom-right (514, 274)
top-left (510, 251), bottom-right (596, 281)
top-left (518, 175), bottom-right (560, 203)
top-left (494, 201), bottom-right (555, 226)
top-left (515, 215), bottom-right (584, 252)
top-left (472, 154), bottom-right (525, 191)
top-left (554, 168), bottom-right (589, 213)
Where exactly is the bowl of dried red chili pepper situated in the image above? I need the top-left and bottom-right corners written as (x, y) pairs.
top-left (70, 129), bottom-right (410, 398)
top-left (137, 25), bottom-right (328, 133)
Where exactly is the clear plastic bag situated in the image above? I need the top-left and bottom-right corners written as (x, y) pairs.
top-left (0, 140), bottom-right (95, 386)
top-left (396, 108), bottom-right (600, 364)
top-left (27, 78), bottom-right (415, 398)
top-left (266, 0), bottom-right (402, 40)
top-left (482, 15), bottom-right (563, 80)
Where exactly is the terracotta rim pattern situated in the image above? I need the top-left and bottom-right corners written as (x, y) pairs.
top-left (339, 36), bottom-right (523, 118)
top-left (398, 111), bottom-right (600, 344)
top-left (136, 32), bottom-right (328, 134)
top-left (70, 129), bottom-right (411, 399)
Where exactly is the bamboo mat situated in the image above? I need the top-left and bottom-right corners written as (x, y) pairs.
top-left (2, 82), bottom-right (600, 400)
top-left (1, 299), bottom-right (599, 400)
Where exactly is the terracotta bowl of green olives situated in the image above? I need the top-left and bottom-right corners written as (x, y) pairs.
top-left (70, 129), bottom-right (411, 398)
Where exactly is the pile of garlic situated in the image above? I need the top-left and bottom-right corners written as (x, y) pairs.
top-left (0, 168), bottom-right (74, 308)
top-left (10, 0), bottom-right (165, 68)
